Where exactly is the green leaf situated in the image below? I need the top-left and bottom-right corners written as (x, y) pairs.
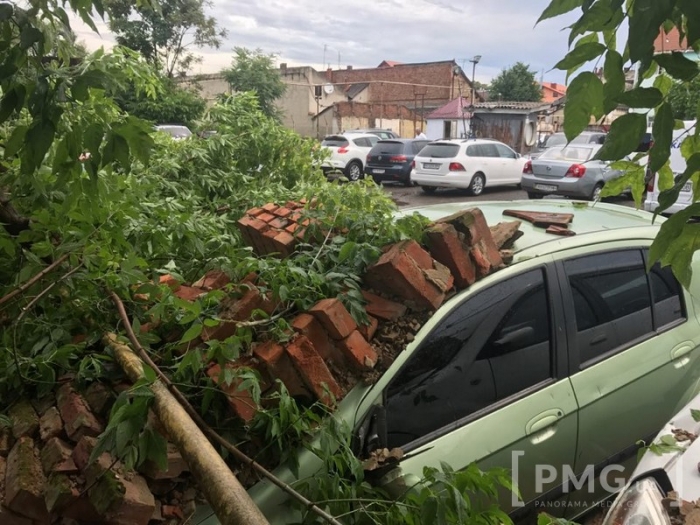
top-left (679, 0), bottom-right (700, 48)
top-left (338, 241), bottom-right (356, 263)
top-left (4, 125), bottom-right (27, 158)
top-left (554, 43), bottom-right (606, 71)
top-left (649, 103), bottom-right (674, 172)
top-left (654, 52), bottom-right (700, 82)
top-left (563, 72), bottom-right (604, 141)
top-left (656, 154), bottom-right (700, 215)
top-left (594, 113), bottom-right (646, 161)
top-left (614, 87), bottom-right (663, 109)
top-left (691, 409), bottom-right (700, 422)
top-left (628, 0), bottom-right (673, 65)
top-left (649, 203), bottom-right (700, 288)
top-left (102, 132), bottom-right (130, 171)
top-left (0, 3), bottom-right (13, 20)
top-left (180, 322), bottom-right (203, 344)
top-left (0, 88), bottom-right (18, 124)
top-left (22, 120), bottom-right (56, 174)
top-left (19, 26), bottom-right (42, 50)
top-left (603, 50), bottom-right (625, 113)
top-left (568, 3), bottom-right (617, 45)
top-left (537, 0), bottom-right (585, 23)
top-left (653, 74), bottom-right (674, 96)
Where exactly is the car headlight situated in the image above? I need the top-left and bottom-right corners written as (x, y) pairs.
top-left (602, 478), bottom-right (671, 525)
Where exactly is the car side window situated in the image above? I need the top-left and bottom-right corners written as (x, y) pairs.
top-left (646, 257), bottom-right (685, 328)
top-left (466, 144), bottom-right (481, 157)
top-left (384, 269), bottom-right (553, 449)
top-left (368, 136), bottom-right (379, 146)
top-left (480, 143), bottom-right (500, 157)
top-left (412, 141), bottom-right (428, 154)
top-left (564, 250), bottom-right (653, 366)
top-left (352, 138), bottom-right (367, 147)
top-left (495, 144), bottom-right (517, 159)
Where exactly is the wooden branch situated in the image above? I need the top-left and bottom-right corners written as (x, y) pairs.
top-left (0, 253), bottom-right (70, 307)
top-left (104, 333), bottom-right (270, 525)
top-left (109, 292), bottom-right (343, 525)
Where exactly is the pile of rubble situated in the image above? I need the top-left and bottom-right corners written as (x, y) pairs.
top-left (0, 204), bottom-right (530, 524)
top-left (1, 384), bottom-right (197, 525)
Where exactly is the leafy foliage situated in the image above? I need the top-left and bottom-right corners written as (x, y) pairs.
top-left (488, 62), bottom-right (542, 102)
top-left (222, 48), bottom-right (287, 120)
top-left (104, 0), bottom-right (226, 77)
top-left (541, 0), bottom-right (700, 286)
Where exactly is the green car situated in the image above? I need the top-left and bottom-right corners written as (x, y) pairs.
top-left (195, 199), bottom-right (700, 523)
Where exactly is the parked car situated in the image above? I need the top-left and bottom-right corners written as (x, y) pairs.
top-left (194, 199), bottom-right (700, 525)
top-left (521, 143), bottom-right (626, 201)
top-left (531, 131), bottom-right (607, 160)
top-left (320, 133), bottom-right (379, 181)
top-left (411, 138), bottom-right (527, 195)
top-left (344, 128), bottom-right (400, 140)
top-left (644, 121), bottom-right (695, 214)
top-left (602, 392), bottom-right (700, 525)
top-left (364, 138), bottom-right (430, 186)
top-left (154, 124), bottom-right (192, 140)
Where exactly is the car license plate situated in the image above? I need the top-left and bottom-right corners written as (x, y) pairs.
top-left (373, 169), bottom-right (385, 174)
top-left (683, 181), bottom-right (692, 192)
top-left (535, 184), bottom-right (557, 192)
top-left (423, 163), bottom-right (440, 169)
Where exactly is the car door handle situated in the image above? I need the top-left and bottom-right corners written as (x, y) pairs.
top-left (590, 334), bottom-right (607, 346)
top-left (671, 343), bottom-right (693, 368)
top-left (526, 409), bottom-right (563, 444)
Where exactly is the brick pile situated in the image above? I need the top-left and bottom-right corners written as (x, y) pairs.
top-left (0, 385), bottom-right (198, 525)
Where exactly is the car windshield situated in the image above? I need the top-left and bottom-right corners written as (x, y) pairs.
top-left (419, 143), bottom-right (460, 158)
top-left (157, 126), bottom-right (192, 138)
top-left (539, 146), bottom-right (594, 162)
top-left (370, 141), bottom-right (404, 154)
top-left (322, 136), bottom-right (349, 147)
top-left (545, 134), bottom-right (568, 148)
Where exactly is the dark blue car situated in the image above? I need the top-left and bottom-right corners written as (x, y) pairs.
top-left (364, 139), bottom-right (430, 186)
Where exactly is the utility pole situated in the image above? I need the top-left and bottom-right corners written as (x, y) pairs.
top-left (469, 55), bottom-right (481, 138)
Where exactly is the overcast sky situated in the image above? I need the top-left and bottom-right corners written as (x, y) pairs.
top-left (72, 0), bottom-right (582, 85)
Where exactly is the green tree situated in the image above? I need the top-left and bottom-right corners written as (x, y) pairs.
top-left (668, 76), bottom-right (700, 120)
top-left (113, 75), bottom-right (206, 127)
top-left (540, 0), bottom-right (700, 287)
top-left (488, 62), bottom-right (542, 102)
top-left (222, 47), bottom-right (287, 120)
top-left (104, 0), bottom-right (226, 77)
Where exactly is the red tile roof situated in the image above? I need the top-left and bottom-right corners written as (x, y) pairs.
top-left (425, 97), bottom-right (473, 119)
top-left (654, 27), bottom-right (691, 53)
top-left (378, 60), bottom-right (403, 68)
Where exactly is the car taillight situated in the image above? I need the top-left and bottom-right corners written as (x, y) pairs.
top-left (338, 146), bottom-right (349, 153)
top-left (523, 160), bottom-right (533, 174)
top-left (449, 162), bottom-right (465, 171)
top-left (411, 160), bottom-right (415, 169)
top-left (390, 155), bottom-right (407, 163)
top-left (366, 154), bottom-right (371, 163)
top-left (565, 164), bottom-right (587, 178)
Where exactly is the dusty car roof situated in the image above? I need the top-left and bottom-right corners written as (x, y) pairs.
top-left (397, 199), bottom-right (663, 259)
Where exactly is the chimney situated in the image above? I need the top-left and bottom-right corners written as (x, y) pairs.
top-left (326, 67), bottom-right (333, 81)
top-left (280, 63), bottom-right (287, 72)
top-left (347, 65), bottom-right (353, 70)
top-left (551, 82), bottom-right (557, 89)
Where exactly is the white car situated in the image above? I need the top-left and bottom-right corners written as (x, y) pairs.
top-left (154, 124), bottom-right (192, 140)
top-left (411, 138), bottom-right (527, 195)
top-left (643, 120), bottom-right (695, 214)
top-left (320, 133), bottom-right (379, 181)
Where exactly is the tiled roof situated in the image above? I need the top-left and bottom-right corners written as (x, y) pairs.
top-left (654, 27), bottom-right (691, 53)
top-left (378, 60), bottom-right (403, 68)
top-left (425, 96), bottom-right (474, 119)
top-left (473, 101), bottom-right (550, 111)
top-left (345, 82), bottom-right (369, 99)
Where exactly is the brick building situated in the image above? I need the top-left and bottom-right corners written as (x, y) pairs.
top-left (541, 81), bottom-right (566, 104)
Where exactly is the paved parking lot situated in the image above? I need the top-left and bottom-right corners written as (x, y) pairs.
top-left (379, 182), bottom-right (637, 210)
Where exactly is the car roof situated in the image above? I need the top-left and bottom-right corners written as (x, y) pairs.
top-left (396, 200), bottom-right (662, 261)
top-left (376, 138), bottom-right (420, 143)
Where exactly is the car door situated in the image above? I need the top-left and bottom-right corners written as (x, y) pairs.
top-left (494, 143), bottom-right (523, 184)
top-left (557, 246), bottom-right (700, 514)
top-left (478, 143), bottom-right (503, 184)
top-left (357, 265), bottom-right (578, 513)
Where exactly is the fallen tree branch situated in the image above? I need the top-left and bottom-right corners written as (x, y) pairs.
top-left (0, 253), bottom-right (70, 307)
top-left (109, 292), bottom-right (344, 525)
top-left (104, 333), bottom-right (270, 525)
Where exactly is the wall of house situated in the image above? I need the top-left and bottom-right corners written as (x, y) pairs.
top-left (175, 74), bottom-right (231, 106)
top-left (426, 118), bottom-right (470, 140)
top-left (471, 113), bottom-right (533, 153)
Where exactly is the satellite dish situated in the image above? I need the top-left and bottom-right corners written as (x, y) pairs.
top-left (323, 83), bottom-right (335, 95)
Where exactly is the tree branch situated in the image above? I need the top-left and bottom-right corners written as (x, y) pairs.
top-left (109, 291), bottom-right (343, 525)
top-left (0, 253), bottom-right (70, 307)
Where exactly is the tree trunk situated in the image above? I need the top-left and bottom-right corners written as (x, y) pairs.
top-left (104, 333), bottom-right (270, 525)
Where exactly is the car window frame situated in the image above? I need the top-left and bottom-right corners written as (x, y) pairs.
top-left (494, 143), bottom-right (518, 159)
top-left (556, 247), bottom-right (687, 372)
top-left (380, 262), bottom-right (568, 452)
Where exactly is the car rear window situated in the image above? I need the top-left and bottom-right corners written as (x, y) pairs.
top-left (540, 146), bottom-right (594, 162)
top-left (370, 141), bottom-right (405, 154)
top-left (419, 143), bottom-right (460, 158)
top-left (322, 136), bottom-right (349, 147)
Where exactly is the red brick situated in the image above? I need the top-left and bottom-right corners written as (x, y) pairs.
top-left (289, 211), bottom-right (302, 223)
top-left (502, 209), bottom-right (573, 227)
top-left (40, 437), bottom-right (76, 475)
top-left (285, 222), bottom-right (301, 234)
top-left (423, 260), bottom-right (454, 293)
top-left (364, 240), bottom-right (446, 310)
top-left (71, 436), bottom-right (101, 472)
top-left (286, 200), bottom-right (300, 210)
top-left (104, 473), bottom-right (155, 525)
top-left (201, 320), bottom-right (238, 342)
top-left (247, 207), bottom-right (265, 217)
top-left (337, 331), bottom-right (378, 370)
top-left (262, 202), bottom-right (279, 213)
top-left (260, 227), bottom-right (282, 255)
top-left (471, 245), bottom-right (491, 278)
top-left (162, 504), bottom-right (185, 520)
top-left (158, 274), bottom-right (180, 291)
top-left (192, 270), bottom-right (231, 290)
top-left (257, 212), bottom-right (276, 224)
top-left (275, 207), bottom-right (293, 218)
top-left (9, 400), bottom-right (38, 439)
top-left (490, 220), bottom-right (523, 249)
top-left (0, 428), bottom-right (13, 456)
top-left (222, 285), bottom-right (276, 322)
top-left (358, 316), bottom-right (379, 341)
top-left (236, 215), bottom-right (257, 247)
top-left (273, 230), bottom-right (296, 256)
top-left (56, 384), bottom-right (103, 442)
top-left (269, 217), bottom-right (289, 230)
top-left (361, 290), bottom-right (407, 321)
top-left (38, 406), bottom-right (63, 442)
top-left (5, 437), bottom-right (48, 521)
top-left (403, 239), bottom-right (434, 270)
top-left (285, 336), bottom-right (342, 405)
top-left (0, 505), bottom-right (33, 525)
top-left (291, 314), bottom-right (344, 364)
top-left (143, 443), bottom-right (189, 480)
top-left (237, 216), bottom-right (270, 254)
top-left (207, 363), bottom-right (259, 422)
top-left (425, 222), bottom-right (476, 288)
top-left (309, 298), bottom-right (357, 340)
top-left (173, 285), bottom-right (206, 302)
top-left (253, 341), bottom-right (310, 398)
